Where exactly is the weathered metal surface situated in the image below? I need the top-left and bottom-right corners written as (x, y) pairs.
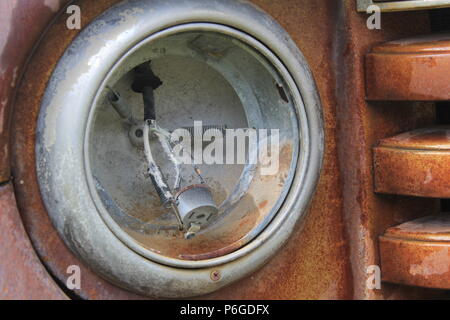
top-left (6, 0), bottom-right (448, 299)
top-left (9, 0), bottom-right (147, 300)
top-left (208, 0), bottom-right (443, 300)
top-left (0, 183), bottom-right (67, 300)
top-left (357, 0), bottom-right (450, 12)
top-left (33, 0), bottom-right (323, 298)
top-left (366, 34), bottom-right (450, 101)
top-left (385, 214), bottom-right (450, 242)
top-left (11, 0), bottom-right (351, 300)
top-left (374, 127), bottom-right (450, 198)
top-left (333, 1), bottom-right (446, 299)
top-left (0, 0), bottom-right (72, 183)
top-left (380, 215), bottom-right (450, 289)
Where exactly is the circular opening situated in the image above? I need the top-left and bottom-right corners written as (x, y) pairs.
top-left (134, 129), bottom-right (143, 138)
top-left (86, 25), bottom-right (300, 265)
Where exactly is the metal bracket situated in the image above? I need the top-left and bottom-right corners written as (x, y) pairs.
top-left (357, 0), bottom-right (450, 12)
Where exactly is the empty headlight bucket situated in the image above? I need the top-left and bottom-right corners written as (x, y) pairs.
top-left (36, 0), bottom-right (323, 298)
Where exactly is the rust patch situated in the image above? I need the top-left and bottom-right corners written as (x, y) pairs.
top-left (8, 0), bottom-right (446, 300)
top-left (0, 0), bottom-right (73, 182)
top-left (10, 0), bottom-right (147, 300)
top-left (366, 33), bottom-right (450, 101)
top-left (410, 248), bottom-right (450, 278)
top-left (385, 214), bottom-right (450, 242)
top-left (381, 229), bottom-right (450, 290)
top-left (374, 127), bottom-right (450, 198)
top-left (258, 200), bottom-right (268, 209)
top-left (378, 126), bottom-right (450, 150)
top-left (10, 0), bottom-right (354, 300)
top-left (116, 144), bottom-right (293, 261)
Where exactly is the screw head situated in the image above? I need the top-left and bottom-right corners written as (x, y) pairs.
top-left (135, 129), bottom-right (143, 138)
top-left (210, 270), bottom-right (221, 282)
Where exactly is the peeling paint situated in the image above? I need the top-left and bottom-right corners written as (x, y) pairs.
top-left (410, 248), bottom-right (450, 277)
top-left (424, 168), bottom-right (433, 184)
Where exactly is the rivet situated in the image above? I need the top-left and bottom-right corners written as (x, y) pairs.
top-left (210, 270), bottom-right (221, 282)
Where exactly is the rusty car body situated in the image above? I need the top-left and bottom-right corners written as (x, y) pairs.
top-left (1, 0), bottom-right (450, 300)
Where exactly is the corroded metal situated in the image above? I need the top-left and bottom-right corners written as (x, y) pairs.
top-left (334, 0), bottom-right (444, 300)
top-left (10, 0), bottom-right (147, 300)
top-left (10, 0), bottom-right (351, 300)
top-left (366, 34), bottom-right (450, 101)
top-left (5, 0), bottom-right (448, 299)
top-left (0, 183), bottom-right (67, 300)
top-left (380, 215), bottom-right (450, 289)
top-left (34, 0), bottom-right (323, 297)
top-left (374, 127), bottom-right (450, 198)
top-left (0, 0), bottom-right (72, 182)
top-left (357, 0), bottom-right (450, 12)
